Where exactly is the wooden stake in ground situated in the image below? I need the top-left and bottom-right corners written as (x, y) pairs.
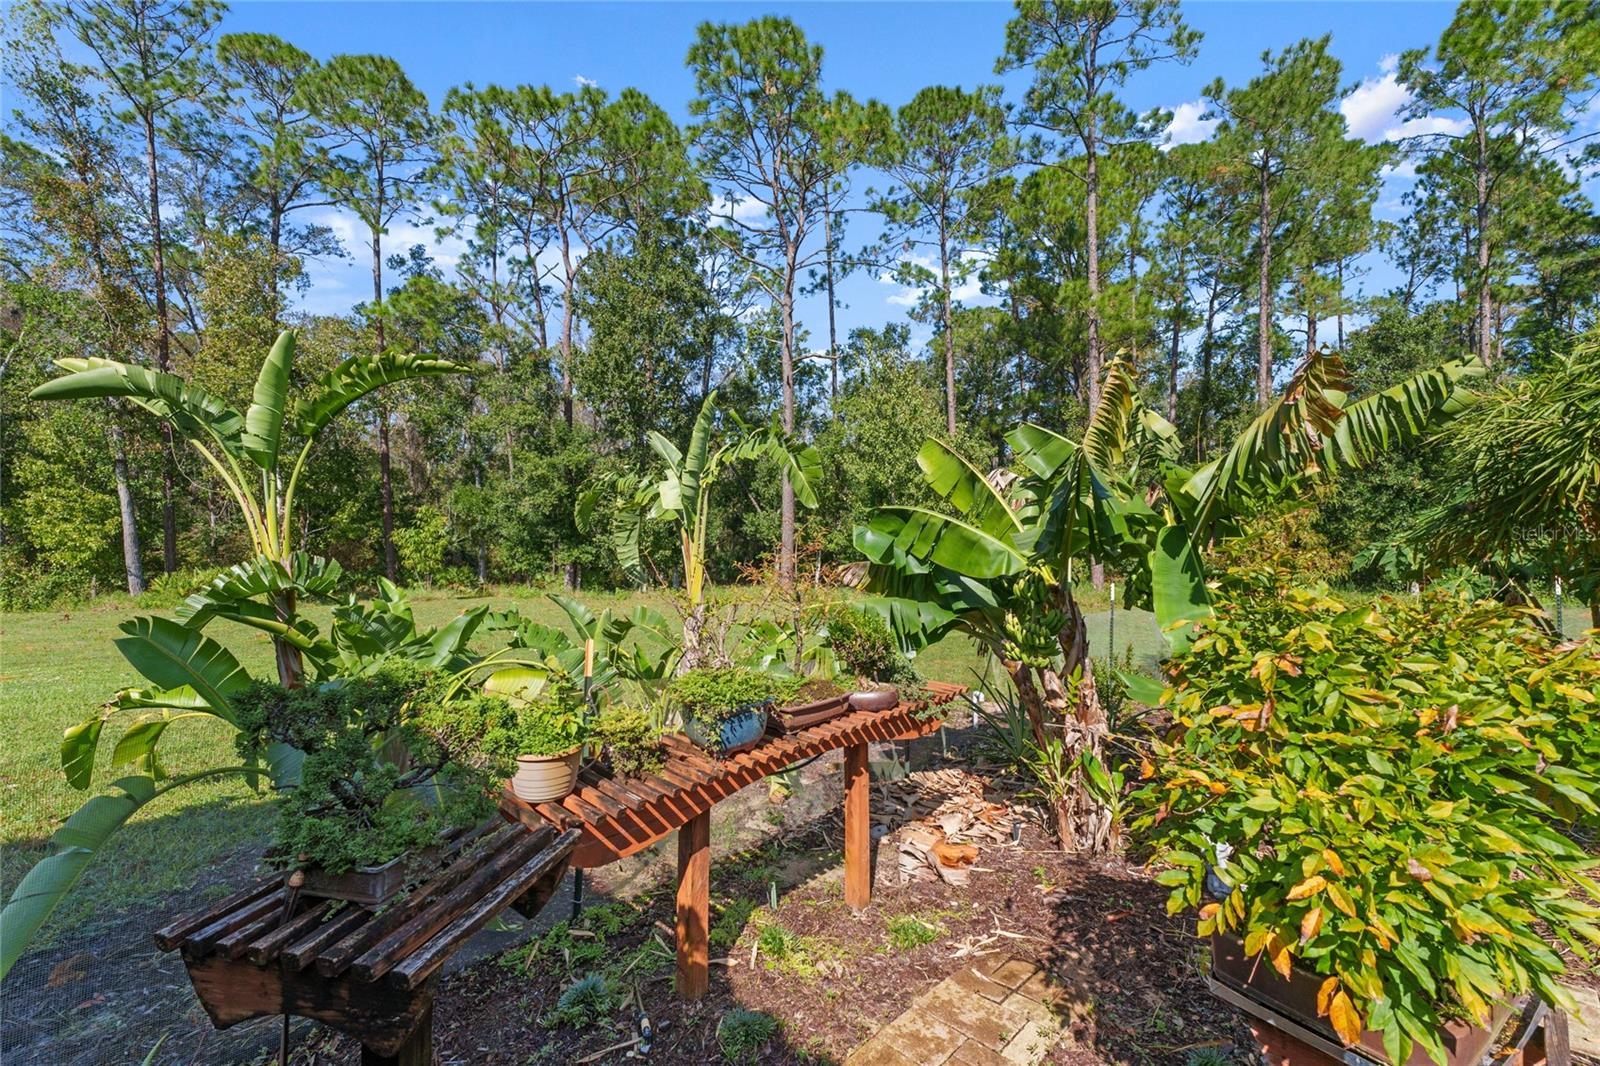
top-left (844, 743), bottom-right (871, 910)
top-left (675, 811), bottom-right (711, 1000)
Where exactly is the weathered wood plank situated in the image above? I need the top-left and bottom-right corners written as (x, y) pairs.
top-left (387, 829), bottom-right (581, 991)
top-left (347, 825), bottom-right (556, 983)
top-left (843, 742), bottom-right (872, 911)
top-left (247, 900), bottom-right (334, 965)
top-left (154, 877), bottom-right (278, 951)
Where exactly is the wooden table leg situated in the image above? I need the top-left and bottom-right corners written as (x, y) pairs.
top-left (362, 1002), bottom-right (431, 1066)
top-left (844, 742), bottom-right (871, 911)
top-left (676, 810), bottom-right (711, 1001)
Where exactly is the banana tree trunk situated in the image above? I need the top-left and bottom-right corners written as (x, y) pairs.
top-left (272, 589), bottom-right (304, 689)
top-left (679, 602), bottom-right (707, 675)
top-left (1007, 587), bottom-right (1111, 854)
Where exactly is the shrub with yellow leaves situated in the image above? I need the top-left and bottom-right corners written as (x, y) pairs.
top-left (1131, 575), bottom-right (1600, 1066)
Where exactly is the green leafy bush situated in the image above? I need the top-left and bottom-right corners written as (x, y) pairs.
top-left (590, 704), bottom-right (664, 777)
top-left (667, 667), bottom-right (798, 727)
top-left (483, 685), bottom-right (586, 760)
top-left (717, 1008), bottom-right (778, 1063)
top-left (1133, 579), bottom-right (1600, 1066)
top-left (826, 606), bottom-right (924, 691)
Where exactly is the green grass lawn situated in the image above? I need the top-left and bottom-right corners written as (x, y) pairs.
top-left (0, 585), bottom-right (1160, 954)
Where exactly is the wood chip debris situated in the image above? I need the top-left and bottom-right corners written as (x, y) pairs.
top-left (877, 768), bottom-right (1017, 886)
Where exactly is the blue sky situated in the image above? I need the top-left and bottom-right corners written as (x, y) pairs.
top-left (222, 1), bottom-right (1469, 347)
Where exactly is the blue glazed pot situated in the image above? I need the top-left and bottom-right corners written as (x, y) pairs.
top-left (683, 700), bottom-right (770, 755)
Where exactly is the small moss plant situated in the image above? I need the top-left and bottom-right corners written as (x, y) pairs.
top-left (717, 1008), bottom-right (778, 1064)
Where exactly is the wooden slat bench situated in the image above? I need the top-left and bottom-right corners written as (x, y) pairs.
top-left (155, 822), bottom-right (581, 1065)
top-left (500, 680), bottom-right (965, 1000)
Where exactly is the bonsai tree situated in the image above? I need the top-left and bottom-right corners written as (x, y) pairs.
top-left (578, 390), bottom-right (822, 670)
top-left (854, 350), bottom-right (1481, 851)
top-left (1134, 575), bottom-right (1600, 1066)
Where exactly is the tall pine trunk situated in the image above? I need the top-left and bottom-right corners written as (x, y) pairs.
top-left (778, 269), bottom-right (797, 588)
top-left (1474, 119), bottom-right (1493, 367)
top-left (940, 218), bottom-right (957, 436)
top-left (371, 217), bottom-right (398, 582)
top-left (823, 196), bottom-right (840, 411)
top-left (142, 113), bottom-right (178, 574)
top-left (1085, 118), bottom-right (1102, 412)
top-left (1256, 166), bottom-right (1274, 406)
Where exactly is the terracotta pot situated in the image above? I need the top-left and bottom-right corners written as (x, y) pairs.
top-left (1211, 933), bottom-right (1513, 1066)
top-left (848, 687), bottom-right (899, 712)
top-left (510, 747), bottom-right (582, 803)
top-left (683, 701), bottom-right (769, 755)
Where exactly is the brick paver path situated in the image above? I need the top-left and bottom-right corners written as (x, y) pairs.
top-left (844, 955), bottom-right (1067, 1066)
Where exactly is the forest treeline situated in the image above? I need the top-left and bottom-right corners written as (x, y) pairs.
top-left (3, 0), bottom-right (1597, 608)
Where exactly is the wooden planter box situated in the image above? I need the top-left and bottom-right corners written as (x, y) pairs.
top-left (297, 848), bottom-right (443, 907)
top-left (768, 692), bottom-right (850, 734)
top-left (1211, 933), bottom-right (1514, 1066)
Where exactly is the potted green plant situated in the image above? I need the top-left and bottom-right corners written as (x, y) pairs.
top-left (589, 704), bottom-right (666, 778)
top-left (237, 667), bottom-right (495, 904)
top-left (668, 667), bottom-right (796, 756)
top-left (1133, 577), bottom-right (1600, 1066)
top-left (481, 682), bottom-right (587, 803)
top-left (825, 607), bottom-right (920, 711)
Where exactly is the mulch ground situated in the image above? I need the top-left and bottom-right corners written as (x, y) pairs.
top-left (290, 759), bottom-right (1253, 1066)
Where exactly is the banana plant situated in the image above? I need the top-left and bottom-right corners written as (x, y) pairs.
top-left (578, 390), bottom-right (822, 670)
top-left (854, 349), bottom-right (1481, 852)
top-left (30, 330), bottom-right (467, 686)
top-left (487, 593), bottom-right (682, 706)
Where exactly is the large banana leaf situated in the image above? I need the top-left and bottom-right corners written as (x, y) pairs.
top-left (861, 507), bottom-right (1025, 579)
top-left (293, 352), bottom-right (467, 437)
top-left (240, 330), bottom-right (295, 470)
top-left (33, 360), bottom-right (245, 459)
top-left (1082, 360), bottom-right (1136, 473)
top-left (1007, 423), bottom-right (1078, 480)
top-left (917, 439), bottom-right (1023, 540)
top-left (1149, 523), bottom-right (1211, 653)
top-left (1322, 358), bottom-right (1482, 473)
top-left (177, 553), bottom-right (344, 630)
top-left (112, 617), bottom-right (251, 727)
top-left (0, 768), bottom-right (262, 981)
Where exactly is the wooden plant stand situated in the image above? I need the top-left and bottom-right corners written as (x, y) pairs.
top-left (500, 680), bottom-right (965, 1001)
top-left (155, 822), bottom-right (580, 1065)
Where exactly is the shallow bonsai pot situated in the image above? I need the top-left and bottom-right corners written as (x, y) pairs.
top-left (1211, 932), bottom-right (1513, 1066)
top-left (511, 747), bottom-right (582, 803)
top-left (769, 692), bottom-right (850, 734)
top-left (297, 846), bottom-right (443, 907)
top-left (848, 687), bottom-right (899, 712)
top-left (684, 701), bottom-right (770, 756)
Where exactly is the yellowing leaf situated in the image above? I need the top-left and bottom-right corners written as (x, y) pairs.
top-left (1316, 976), bottom-right (1339, 1017)
top-left (1329, 990), bottom-right (1363, 1045)
top-left (1300, 906), bottom-right (1324, 943)
top-left (1322, 848), bottom-right (1346, 876)
top-left (1286, 875), bottom-right (1327, 901)
top-left (1199, 902), bottom-right (1221, 920)
top-left (1326, 882), bottom-right (1358, 918)
top-left (1270, 935), bottom-right (1294, 978)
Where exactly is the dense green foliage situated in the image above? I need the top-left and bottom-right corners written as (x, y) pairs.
top-left (667, 667), bottom-right (800, 726)
top-left (588, 705), bottom-right (665, 778)
top-left (1134, 577), bottom-right (1600, 1065)
top-left (5, 0), bottom-right (1596, 609)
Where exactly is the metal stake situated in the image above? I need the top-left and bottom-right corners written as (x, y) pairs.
top-left (1556, 575), bottom-right (1565, 636)
top-left (571, 868), bottom-right (585, 921)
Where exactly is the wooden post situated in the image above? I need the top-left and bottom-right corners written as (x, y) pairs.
top-left (675, 810), bottom-right (711, 1001)
top-left (844, 742), bottom-right (871, 910)
top-left (362, 1003), bottom-right (431, 1066)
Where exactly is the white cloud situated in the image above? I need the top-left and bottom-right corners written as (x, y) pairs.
top-left (879, 251), bottom-right (991, 309)
top-left (1380, 160), bottom-right (1419, 180)
top-left (1385, 115), bottom-right (1471, 141)
top-left (574, 75), bottom-right (597, 88)
top-left (1340, 55), bottom-right (1472, 146)
top-left (1340, 61), bottom-right (1410, 143)
top-left (1162, 100), bottom-right (1217, 149)
top-left (709, 193), bottom-right (768, 227)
